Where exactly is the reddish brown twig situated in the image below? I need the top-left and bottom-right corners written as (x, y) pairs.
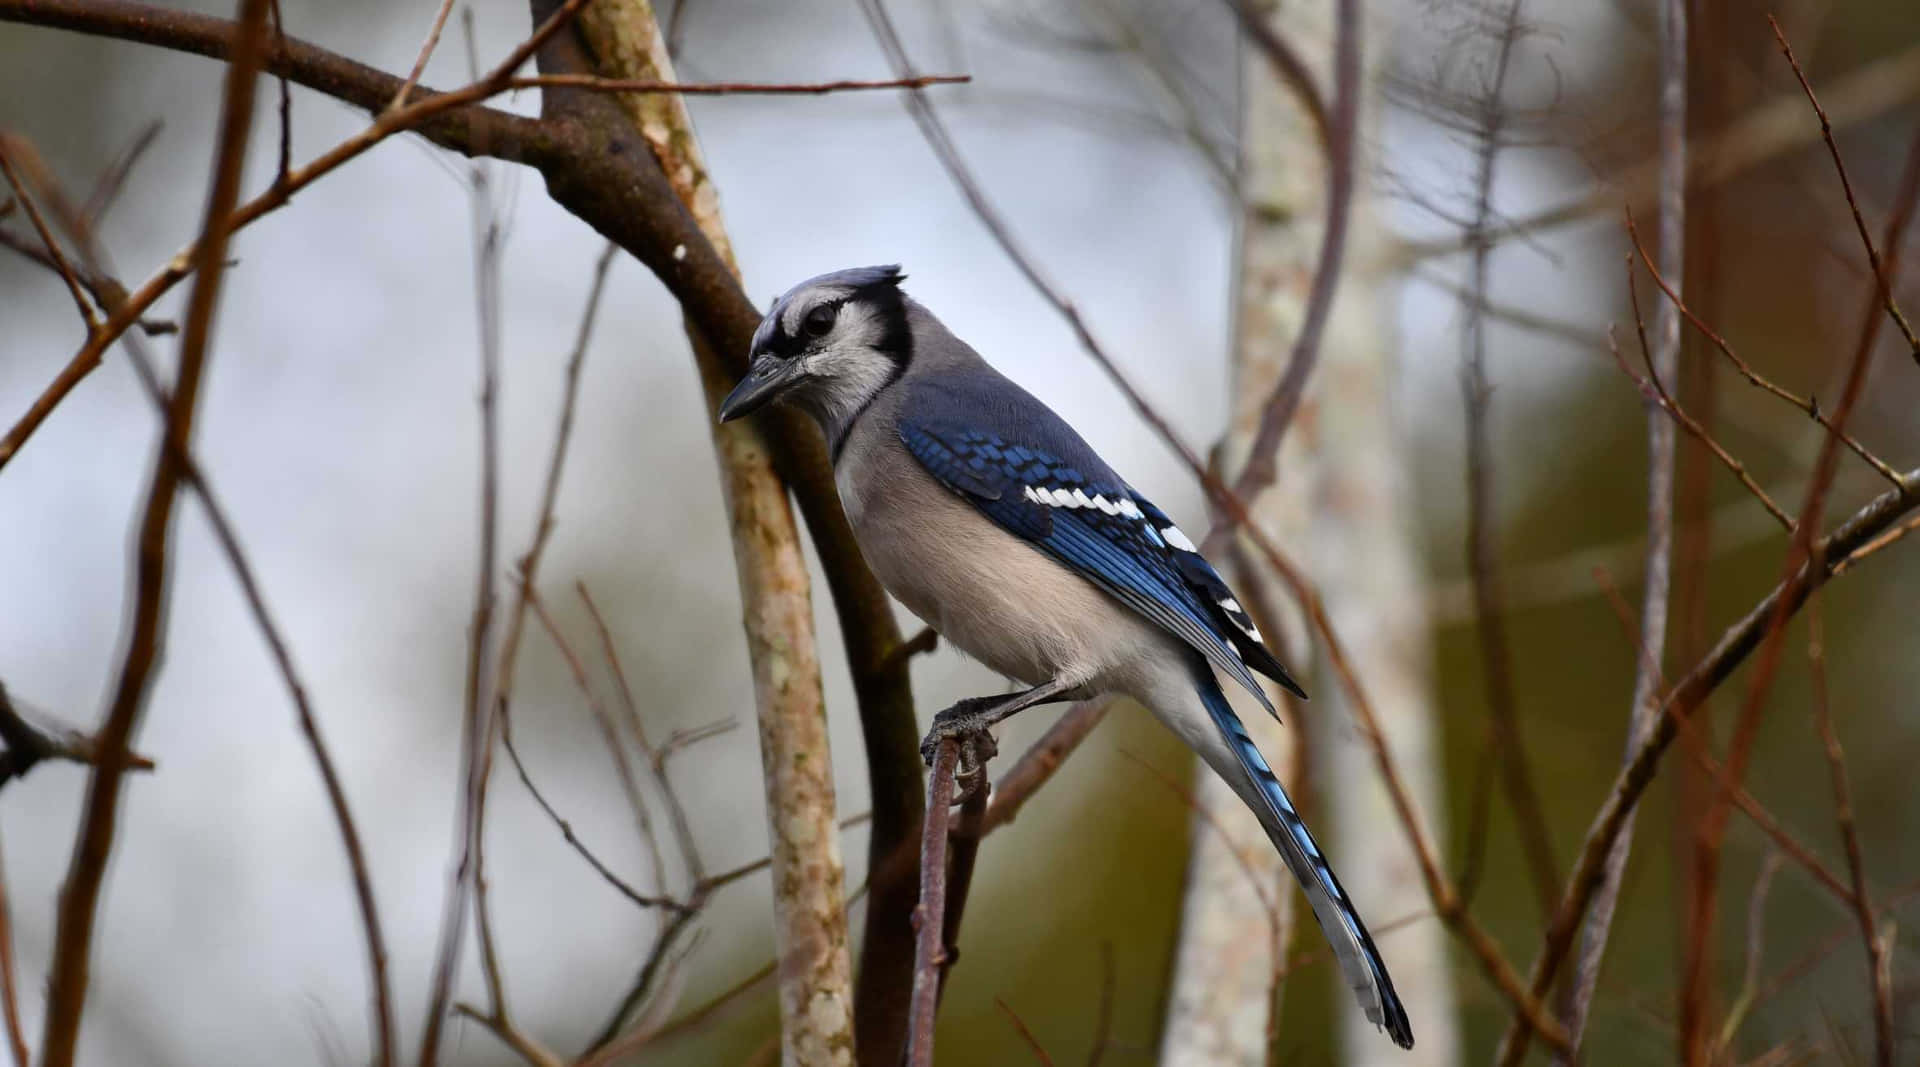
top-left (1601, 295), bottom-right (1792, 530)
top-left (1807, 599), bottom-right (1893, 1067)
top-left (906, 739), bottom-right (960, 1067)
top-left (1627, 219), bottom-right (1908, 494)
top-left (1770, 16), bottom-right (1920, 364)
top-left (37, 4), bottom-right (269, 1063)
top-left (995, 998), bottom-right (1057, 1066)
top-left (1087, 941), bottom-right (1114, 1067)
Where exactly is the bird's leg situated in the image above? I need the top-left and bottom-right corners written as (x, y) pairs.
top-left (920, 677), bottom-right (1078, 799)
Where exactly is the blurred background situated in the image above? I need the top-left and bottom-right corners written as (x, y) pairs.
top-left (2, 0), bottom-right (1917, 1063)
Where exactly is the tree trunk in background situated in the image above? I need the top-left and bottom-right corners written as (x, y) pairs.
top-left (568, 3), bottom-right (857, 1062)
top-left (1163, 2), bottom-right (1458, 1063)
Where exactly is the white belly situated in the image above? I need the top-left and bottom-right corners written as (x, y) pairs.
top-left (836, 439), bottom-right (1173, 690)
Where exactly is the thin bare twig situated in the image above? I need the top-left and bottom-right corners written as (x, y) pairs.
top-left (80, 119), bottom-right (162, 226)
top-left (422, 90), bottom-right (514, 1061)
top-left (1713, 851), bottom-right (1785, 1059)
top-left (995, 998), bottom-right (1057, 1066)
top-left (0, 683), bottom-right (154, 786)
top-left (37, 4), bottom-right (269, 1062)
top-left (1628, 221), bottom-right (1909, 494)
top-left (1602, 294), bottom-right (1792, 530)
top-left (394, 0), bottom-right (460, 109)
top-left (0, 144), bottom-right (97, 329)
top-left (1087, 941), bottom-right (1114, 1067)
top-left (496, 715), bottom-right (684, 911)
top-left (1808, 599), bottom-right (1893, 1067)
top-left (1770, 18), bottom-right (1920, 365)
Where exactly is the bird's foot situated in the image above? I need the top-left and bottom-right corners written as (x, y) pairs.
top-left (920, 696), bottom-right (1004, 803)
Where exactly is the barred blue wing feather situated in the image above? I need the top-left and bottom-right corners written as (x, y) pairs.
top-left (897, 414), bottom-right (1281, 716)
top-left (1126, 495), bottom-right (1307, 700)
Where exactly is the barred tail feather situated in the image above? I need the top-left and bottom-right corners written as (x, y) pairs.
top-left (1193, 669), bottom-right (1415, 1049)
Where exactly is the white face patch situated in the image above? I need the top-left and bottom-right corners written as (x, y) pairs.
top-left (784, 296), bottom-right (903, 444)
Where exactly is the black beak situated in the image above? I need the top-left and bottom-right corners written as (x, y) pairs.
top-left (718, 355), bottom-right (798, 422)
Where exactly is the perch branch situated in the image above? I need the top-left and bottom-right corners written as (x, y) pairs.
top-left (905, 739), bottom-right (959, 1067)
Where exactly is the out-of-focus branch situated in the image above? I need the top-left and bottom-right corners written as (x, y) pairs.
top-left (1397, 38), bottom-right (1920, 262)
top-left (1494, 464), bottom-right (1920, 1067)
top-left (538, 5), bottom-right (854, 1061)
top-left (420, 94), bottom-right (515, 1062)
top-left (1568, 0), bottom-right (1688, 1020)
top-left (1457, 0), bottom-right (1562, 923)
top-left (1680, 24), bottom-right (1920, 1062)
top-left (1807, 601), bottom-right (1894, 1067)
top-left (37, 5), bottom-right (269, 1063)
top-left (2, 131), bottom-right (399, 1067)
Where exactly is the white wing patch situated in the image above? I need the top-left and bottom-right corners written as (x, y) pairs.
top-left (1023, 485), bottom-right (1136, 517)
top-left (1160, 524), bottom-right (1198, 552)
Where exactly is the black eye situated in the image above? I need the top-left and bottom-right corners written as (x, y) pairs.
top-left (802, 303), bottom-right (838, 337)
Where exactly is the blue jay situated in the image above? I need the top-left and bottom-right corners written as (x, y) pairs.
top-left (719, 266), bottom-right (1413, 1049)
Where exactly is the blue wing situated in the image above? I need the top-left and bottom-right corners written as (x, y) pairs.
top-left (898, 405), bottom-right (1301, 713)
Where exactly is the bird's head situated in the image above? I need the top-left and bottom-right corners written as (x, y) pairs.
top-left (718, 265), bottom-right (912, 425)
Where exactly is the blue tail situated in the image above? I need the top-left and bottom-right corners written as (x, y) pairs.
top-left (1195, 667), bottom-right (1415, 1049)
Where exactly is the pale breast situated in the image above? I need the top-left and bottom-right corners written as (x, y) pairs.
top-left (835, 419), bottom-right (1166, 689)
